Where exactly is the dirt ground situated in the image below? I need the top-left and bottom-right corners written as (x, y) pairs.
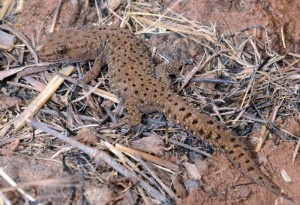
top-left (0, 0), bottom-right (300, 204)
top-left (178, 141), bottom-right (300, 205)
top-left (165, 0), bottom-right (300, 54)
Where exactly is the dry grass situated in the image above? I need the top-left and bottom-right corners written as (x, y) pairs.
top-left (0, 0), bottom-right (299, 204)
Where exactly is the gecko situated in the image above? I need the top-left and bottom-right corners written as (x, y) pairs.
top-left (39, 26), bottom-right (289, 199)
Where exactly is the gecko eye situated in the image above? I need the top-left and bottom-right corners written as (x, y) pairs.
top-left (55, 45), bottom-right (68, 55)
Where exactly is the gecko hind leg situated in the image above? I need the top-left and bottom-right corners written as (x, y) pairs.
top-left (156, 61), bottom-right (184, 87)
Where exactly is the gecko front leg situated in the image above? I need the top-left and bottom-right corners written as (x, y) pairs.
top-left (124, 98), bottom-right (143, 127)
top-left (81, 53), bottom-right (106, 83)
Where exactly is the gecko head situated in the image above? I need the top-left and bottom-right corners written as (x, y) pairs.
top-left (39, 32), bottom-right (69, 62)
top-left (39, 29), bottom-right (97, 62)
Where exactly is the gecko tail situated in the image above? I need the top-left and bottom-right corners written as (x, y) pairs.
top-left (163, 92), bottom-right (291, 199)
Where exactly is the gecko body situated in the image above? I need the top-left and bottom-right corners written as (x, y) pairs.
top-left (39, 26), bottom-right (288, 198)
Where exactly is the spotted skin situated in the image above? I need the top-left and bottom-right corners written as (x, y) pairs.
top-left (39, 26), bottom-right (289, 199)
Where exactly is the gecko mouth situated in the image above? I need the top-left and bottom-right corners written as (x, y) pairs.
top-left (38, 51), bottom-right (72, 63)
top-left (38, 53), bottom-right (82, 65)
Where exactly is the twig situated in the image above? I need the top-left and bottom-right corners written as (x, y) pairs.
top-left (28, 120), bottom-right (167, 202)
top-left (0, 168), bottom-right (37, 203)
top-left (115, 144), bottom-right (181, 172)
top-left (0, 190), bottom-right (12, 205)
top-left (13, 66), bottom-right (75, 131)
top-left (0, 24), bottom-right (38, 63)
top-left (50, 0), bottom-right (63, 32)
top-left (180, 49), bottom-right (231, 91)
top-left (149, 133), bottom-right (212, 158)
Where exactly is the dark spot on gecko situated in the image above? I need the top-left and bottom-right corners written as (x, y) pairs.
top-left (207, 120), bottom-right (214, 125)
top-left (135, 90), bottom-right (138, 94)
top-left (206, 131), bottom-right (212, 139)
top-left (238, 153), bottom-right (244, 158)
top-left (192, 119), bottom-right (198, 124)
top-left (245, 159), bottom-right (250, 164)
top-left (183, 113), bottom-right (192, 121)
top-left (228, 150), bottom-right (234, 154)
top-left (216, 134), bottom-right (222, 140)
top-left (179, 107), bottom-right (185, 111)
top-left (233, 144), bottom-right (241, 148)
top-left (230, 137), bottom-right (236, 142)
top-left (199, 129), bottom-right (205, 135)
top-left (248, 167), bottom-right (255, 172)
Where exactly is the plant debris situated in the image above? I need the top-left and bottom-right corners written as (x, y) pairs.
top-left (0, 0), bottom-right (299, 204)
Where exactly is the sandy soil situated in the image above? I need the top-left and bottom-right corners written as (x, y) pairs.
top-left (178, 141), bottom-right (299, 205)
top-left (165, 0), bottom-right (300, 54)
top-left (0, 0), bottom-right (299, 204)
